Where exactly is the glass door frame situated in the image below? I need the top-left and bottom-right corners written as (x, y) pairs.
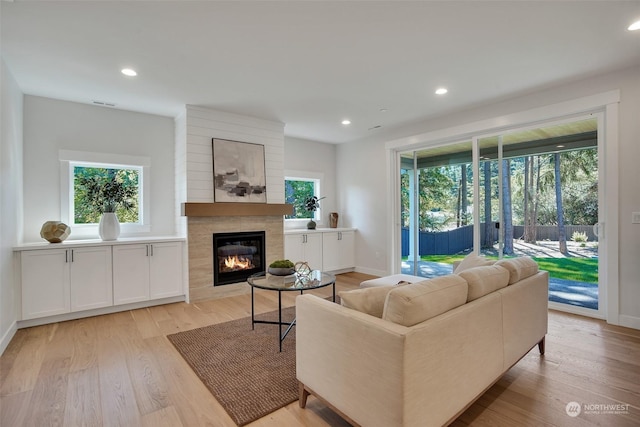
top-left (389, 94), bottom-right (619, 322)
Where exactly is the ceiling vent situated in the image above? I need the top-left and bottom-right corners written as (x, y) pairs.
top-left (92, 100), bottom-right (116, 107)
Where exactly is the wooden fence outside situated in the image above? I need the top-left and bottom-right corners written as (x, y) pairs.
top-left (402, 224), bottom-right (597, 256)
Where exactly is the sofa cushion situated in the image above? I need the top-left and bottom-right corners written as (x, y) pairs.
top-left (453, 252), bottom-right (494, 273)
top-left (339, 286), bottom-right (395, 318)
top-left (495, 257), bottom-right (539, 285)
top-left (382, 275), bottom-right (468, 327)
top-left (457, 265), bottom-right (510, 302)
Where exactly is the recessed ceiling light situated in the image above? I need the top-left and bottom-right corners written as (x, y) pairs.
top-left (557, 145), bottom-right (565, 148)
top-left (379, 108), bottom-right (388, 113)
top-left (341, 119), bottom-right (351, 125)
top-left (629, 20), bottom-right (640, 31)
top-left (435, 87), bottom-right (448, 95)
top-left (121, 68), bottom-right (137, 77)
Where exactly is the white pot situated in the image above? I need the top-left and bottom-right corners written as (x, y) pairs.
top-left (99, 212), bottom-right (120, 241)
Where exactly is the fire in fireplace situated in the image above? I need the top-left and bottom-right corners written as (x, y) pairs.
top-left (213, 231), bottom-right (265, 285)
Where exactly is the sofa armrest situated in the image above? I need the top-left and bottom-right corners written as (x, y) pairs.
top-left (296, 294), bottom-right (408, 427)
top-left (498, 270), bottom-right (549, 368)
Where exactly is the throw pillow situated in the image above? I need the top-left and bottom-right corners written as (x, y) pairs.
top-left (495, 257), bottom-right (539, 284)
top-left (339, 286), bottom-right (395, 318)
top-left (456, 265), bottom-right (510, 302)
top-left (382, 275), bottom-right (468, 327)
top-left (453, 252), bottom-right (494, 274)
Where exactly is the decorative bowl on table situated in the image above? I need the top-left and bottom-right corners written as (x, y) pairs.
top-left (268, 267), bottom-right (295, 276)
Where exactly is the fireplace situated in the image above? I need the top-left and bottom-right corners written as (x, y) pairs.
top-left (213, 231), bottom-right (265, 285)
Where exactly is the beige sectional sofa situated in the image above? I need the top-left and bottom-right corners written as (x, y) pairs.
top-left (296, 257), bottom-right (548, 427)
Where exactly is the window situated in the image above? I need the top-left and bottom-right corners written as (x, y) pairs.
top-left (284, 171), bottom-right (322, 221)
top-left (72, 164), bottom-right (141, 224)
top-left (60, 150), bottom-right (150, 238)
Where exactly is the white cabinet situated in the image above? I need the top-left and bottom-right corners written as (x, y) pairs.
top-left (17, 238), bottom-right (184, 324)
top-left (21, 246), bottom-right (112, 320)
top-left (149, 242), bottom-right (184, 299)
top-left (284, 229), bottom-right (356, 272)
top-left (113, 241), bottom-right (183, 305)
top-left (112, 244), bottom-right (150, 304)
top-left (322, 231), bottom-right (355, 272)
top-left (284, 233), bottom-right (324, 271)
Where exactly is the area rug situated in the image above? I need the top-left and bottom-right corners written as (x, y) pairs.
top-left (167, 305), bottom-right (299, 426)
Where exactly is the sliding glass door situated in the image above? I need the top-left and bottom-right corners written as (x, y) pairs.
top-left (399, 116), bottom-right (602, 317)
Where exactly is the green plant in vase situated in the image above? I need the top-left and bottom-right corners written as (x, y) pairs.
top-left (304, 196), bottom-right (325, 230)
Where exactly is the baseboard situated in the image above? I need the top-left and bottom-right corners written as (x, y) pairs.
top-left (17, 296), bottom-right (186, 329)
top-left (619, 314), bottom-right (640, 330)
top-left (354, 266), bottom-right (386, 277)
top-left (0, 320), bottom-right (18, 356)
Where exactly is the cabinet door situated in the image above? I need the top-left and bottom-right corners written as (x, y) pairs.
top-left (149, 242), bottom-right (183, 299)
top-left (70, 246), bottom-right (113, 312)
top-left (113, 244), bottom-right (150, 304)
top-left (304, 233), bottom-right (324, 271)
top-left (21, 249), bottom-right (70, 320)
top-left (284, 234), bottom-right (304, 263)
top-left (322, 232), bottom-right (341, 271)
top-left (338, 231), bottom-right (355, 269)
top-left (322, 231), bottom-right (355, 271)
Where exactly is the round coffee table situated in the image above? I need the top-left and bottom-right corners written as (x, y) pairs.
top-left (247, 270), bottom-right (336, 351)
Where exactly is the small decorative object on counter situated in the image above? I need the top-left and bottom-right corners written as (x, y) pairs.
top-left (268, 259), bottom-right (295, 276)
top-left (40, 221), bottom-right (71, 243)
top-left (329, 212), bottom-right (339, 228)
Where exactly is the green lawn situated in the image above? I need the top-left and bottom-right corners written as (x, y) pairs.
top-left (413, 255), bottom-right (598, 284)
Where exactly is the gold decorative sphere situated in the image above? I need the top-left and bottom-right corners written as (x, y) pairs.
top-left (40, 221), bottom-right (71, 243)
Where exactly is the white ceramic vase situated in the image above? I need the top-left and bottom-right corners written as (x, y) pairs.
top-left (99, 212), bottom-right (120, 241)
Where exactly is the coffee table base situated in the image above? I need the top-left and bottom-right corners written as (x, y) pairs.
top-left (250, 284), bottom-right (336, 351)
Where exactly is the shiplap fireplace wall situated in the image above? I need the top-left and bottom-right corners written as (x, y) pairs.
top-left (175, 106), bottom-right (287, 300)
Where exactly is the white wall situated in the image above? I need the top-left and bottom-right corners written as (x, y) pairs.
top-left (338, 65), bottom-right (640, 326)
top-left (22, 96), bottom-right (176, 242)
top-left (0, 57), bottom-right (23, 353)
top-left (284, 136), bottom-right (338, 229)
top-left (180, 105), bottom-right (285, 204)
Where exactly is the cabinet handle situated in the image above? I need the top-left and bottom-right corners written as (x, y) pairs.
top-left (146, 245), bottom-right (149, 256)
top-left (338, 232), bottom-right (342, 240)
top-left (150, 245), bottom-right (154, 256)
top-left (65, 250), bottom-right (68, 263)
top-left (71, 249), bottom-right (74, 263)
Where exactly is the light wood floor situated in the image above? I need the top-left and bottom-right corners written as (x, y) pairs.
top-left (1, 272), bottom-right (639, 426)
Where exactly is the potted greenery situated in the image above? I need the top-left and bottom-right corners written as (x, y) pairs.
top-left (268, 259), bottom-right (295, 276)
top-left (304, 196), bottom-right (325, 230)
top-left (76, 170), bottom-right (137, 241)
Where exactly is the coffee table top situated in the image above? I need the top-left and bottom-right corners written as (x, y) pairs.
top-left (247, 270), bottom-right (335, 292)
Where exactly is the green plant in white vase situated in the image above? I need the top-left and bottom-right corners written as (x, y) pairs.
top-left (75, 169), bottom-right (137, 240)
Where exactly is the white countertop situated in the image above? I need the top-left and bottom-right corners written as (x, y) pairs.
top-left (14, 236), bottom-right (186, 251)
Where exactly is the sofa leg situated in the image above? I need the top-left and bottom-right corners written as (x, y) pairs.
top-left (299, 382), bottom-right (310, 408)
top-left (538, 336), bottom-right (545, 355)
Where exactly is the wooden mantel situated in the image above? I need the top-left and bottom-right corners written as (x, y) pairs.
top-left (181, 202), bottom-right (293, 217)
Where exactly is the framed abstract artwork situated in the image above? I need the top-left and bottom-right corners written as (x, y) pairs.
top-left (212, 138), bottom-right (267, 203)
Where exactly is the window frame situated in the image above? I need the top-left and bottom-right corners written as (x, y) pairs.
top-left (60, 150), bottom-right (151, 238)
top-left (284, 170), bottom-right (324, 224)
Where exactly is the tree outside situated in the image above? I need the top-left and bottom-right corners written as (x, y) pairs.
top-left (74, 166), bottom-right (139, 224)
top-left (401, 147), bottom-right (598, 251)
top-left (285, 179), bottom-right (315, 219)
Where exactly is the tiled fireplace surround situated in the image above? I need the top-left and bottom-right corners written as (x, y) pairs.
top-left (187, 214), bottom-right (285, 301)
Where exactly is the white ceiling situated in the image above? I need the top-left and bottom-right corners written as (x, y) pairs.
top-left (2, 1), bottom-right (639, 144)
